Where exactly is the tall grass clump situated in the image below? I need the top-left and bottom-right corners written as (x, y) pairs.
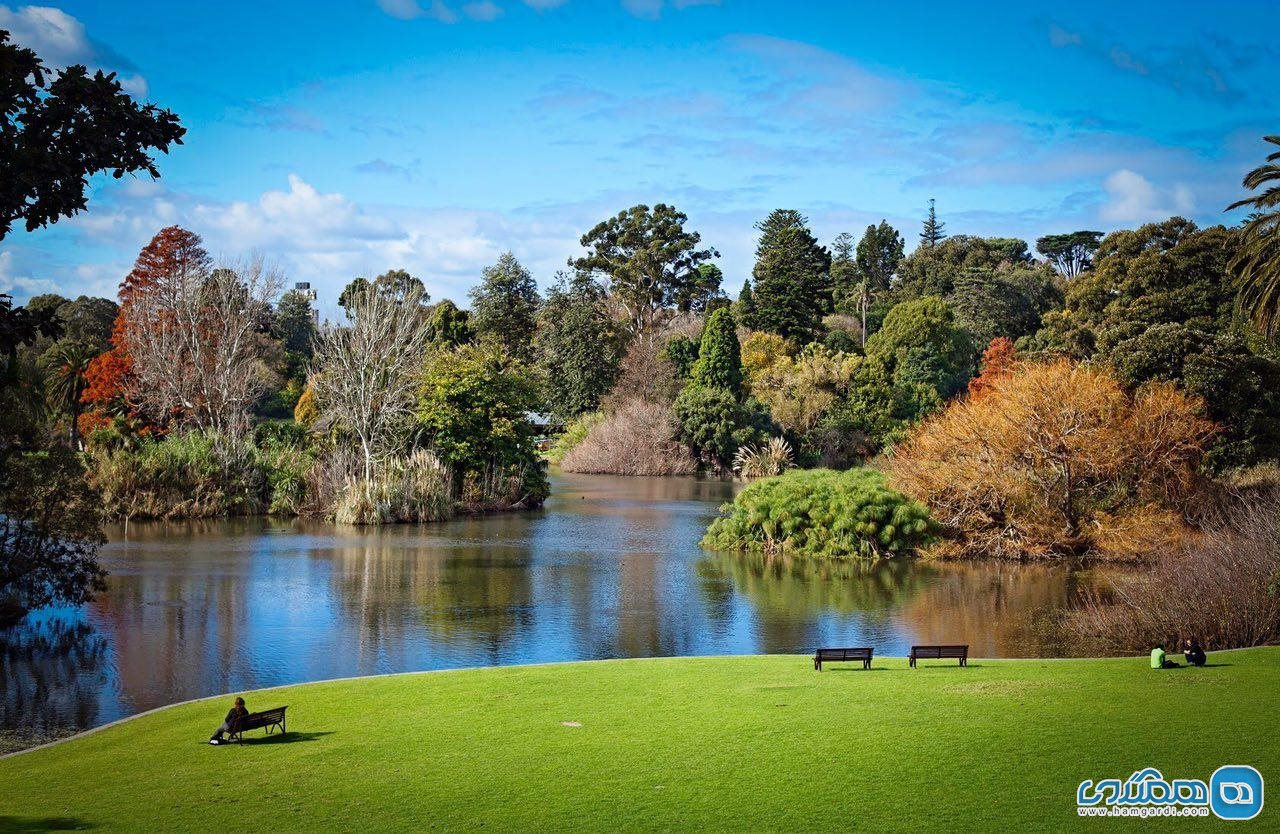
top-left (702, 467), bottom-right (934, 559)
top-left (334, 450), bottom-right (453, 525)
top-left (733, 436), bottom-right (794, 480)
top-left (88, 431), bottom-right (267, 520)
top-left (561, 399), bottom-right (697, 476)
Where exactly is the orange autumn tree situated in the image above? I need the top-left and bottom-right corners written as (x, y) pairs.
top-left (966, 336), bottom-right (1017, 400)
top-left (80, 226), bottom-right (211, 437)
top-left (890, 359), bottom-right (1217, 562)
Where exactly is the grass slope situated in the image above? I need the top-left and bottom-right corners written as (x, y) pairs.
top-left (2, 651), bottom-right (1277, 832)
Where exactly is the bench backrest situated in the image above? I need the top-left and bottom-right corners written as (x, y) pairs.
top-left (240, 706), bottom-right (287, 729)
top-left (911, 645), bottom-right (968, 658)
top-left (816, 647), bottom-right (872, 660)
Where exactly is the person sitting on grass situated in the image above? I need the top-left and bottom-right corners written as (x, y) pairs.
top-left (1150, 645), bottom-right (1179, 669)
top-left (1183, 638), bottom-right (1207, 667)
top-left (209, 697), bottom-right (249, 745)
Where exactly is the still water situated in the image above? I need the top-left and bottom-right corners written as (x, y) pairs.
top-left (2, 472), bottom-right (1089, 737)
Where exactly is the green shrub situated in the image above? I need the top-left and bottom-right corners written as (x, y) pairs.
top-left (701, 467), bottom-right (934, 559)
top-left (546, 412), bottom-right (601, 465)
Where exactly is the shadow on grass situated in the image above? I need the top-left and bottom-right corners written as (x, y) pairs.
top-left (822, 667), bottom-right (889, 673)
top-left (220, 731), bottom-right (334, 747)
top-left (0, 816), bottom-right (95, 831)
top-left (909, 664), bottom-right (984, 669)
top-left (1197, 663), bottom-right (1232, 668)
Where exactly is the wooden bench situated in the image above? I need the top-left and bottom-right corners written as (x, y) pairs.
top-left (814, 647), bottom-right (873, 671)
top-left (228, 706), bottom-right (288, 743)
top-left (909, 645), bottom-right (968, 667)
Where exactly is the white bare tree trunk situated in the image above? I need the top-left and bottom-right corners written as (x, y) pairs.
top-left (127, 255), bottom-right (283, 439)
top-left (309, 285), bottom-right (432, 484)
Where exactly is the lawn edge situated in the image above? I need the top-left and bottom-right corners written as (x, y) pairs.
top-left (4, 646), bottom-right (1268, 762)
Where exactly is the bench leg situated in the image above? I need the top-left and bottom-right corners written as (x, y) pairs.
top-left (815, 659), bottom-right (822, 671)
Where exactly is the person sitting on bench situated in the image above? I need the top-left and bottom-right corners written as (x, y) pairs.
top-left (1183, 637), bottom-right (1207, 667)
top-left (1150, 645), bottom-right (1179, 669)
top-left (209, 697), bottom-right (249, 745)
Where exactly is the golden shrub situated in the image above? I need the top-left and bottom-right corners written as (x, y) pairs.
top-left (889, 359), bottom-right (1217, 561)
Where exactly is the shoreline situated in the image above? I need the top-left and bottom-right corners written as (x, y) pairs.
top-left (5, 645), bottom-right (1268, 762)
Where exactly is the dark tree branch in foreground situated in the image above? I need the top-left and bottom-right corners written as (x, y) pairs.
top-left (0, 29), bottom-right (185, 240)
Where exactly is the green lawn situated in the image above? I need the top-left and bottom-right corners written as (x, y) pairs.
top-left (2, 650), bottom-right (1276, 832)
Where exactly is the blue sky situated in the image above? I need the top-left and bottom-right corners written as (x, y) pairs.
top-left (1, 1), bottom-right (1276, 318)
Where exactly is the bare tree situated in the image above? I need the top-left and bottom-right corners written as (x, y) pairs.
top-left (309, 284), bottom-right (432, 482)
top-left (126, 255), bottom-right (283, 438)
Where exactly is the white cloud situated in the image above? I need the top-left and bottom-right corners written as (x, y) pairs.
top-left (0, 5), bottom-right (148, 97)
top-left (1099, 169), bottom-right (1195, 223)
top-left (376, 0), bottom-right (458, 22)
top-left (54, 175), bottom-right (590, 317)
top-left (462, 0), bottom-right (502, 20)
top-left (621, 0), bottom-right (662, 18)
top-left (0, 251), bottom-right (58, 297)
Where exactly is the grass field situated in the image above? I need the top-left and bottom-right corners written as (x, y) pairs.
top-left (1, 650), bottom-right (1276, 832)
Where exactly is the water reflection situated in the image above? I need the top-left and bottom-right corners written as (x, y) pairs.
top-left (0, 472), bottom-right (1095, 737)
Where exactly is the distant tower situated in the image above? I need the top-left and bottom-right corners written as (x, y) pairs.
top-left (294, 281), bottom-right (318, 323)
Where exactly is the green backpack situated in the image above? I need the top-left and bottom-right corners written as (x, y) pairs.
top-left (1150, 647), bottom-right (1166, 669)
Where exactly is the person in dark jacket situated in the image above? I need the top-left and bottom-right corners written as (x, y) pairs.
top-left (209, 697), bottom-right (249, 744)
top-left (1183, 638), bottom-right (1207, 667)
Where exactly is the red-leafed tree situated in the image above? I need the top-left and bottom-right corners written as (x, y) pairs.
top-left (967, 336), bottom-right (1018, 400)
top-left (80, 226), bottom-right (211, 437)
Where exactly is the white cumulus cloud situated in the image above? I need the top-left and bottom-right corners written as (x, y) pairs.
top-left (1099, 169), bottom-right (1195, 223)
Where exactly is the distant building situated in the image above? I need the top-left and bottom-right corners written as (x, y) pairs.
top-left (294, 281), bottom-right (319, 324)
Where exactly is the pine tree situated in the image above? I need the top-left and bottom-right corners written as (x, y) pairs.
top-left (691, 307), bottom-right (742, 395)
top-left (750, 210), bottom-right (832, 343)
top-left (920, 198), bottom-right (947, 248)
top-left (736, 279), bottom-right (758, 330)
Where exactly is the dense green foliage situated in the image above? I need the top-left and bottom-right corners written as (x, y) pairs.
top-left (571, 203), bottom-right (718, 336)
top-left (690, 308), bottom-right (742, 393)
top-left (426, 299), bottom-right (475, 348)
top-left (865, 295), bottom-right (974, 399)
top-left (673, 384), bottom-right (768, 471)
top-left (702, 467), bottom-right (933, 559)
top-left (1036, 218), bottom-right (1280, 468)
top-left (533, 271), bottom-right (622, 424)
top-left (1035, 230), bottom-right (1103, 278)
top-left (470, 252), bottom-right (541, 361)
top-left (750, 210), bottom-right (833, 342)
top-left (416, 343), bottom-right (549, 506)
top-left (5, 650), bottom-right (1280, 830)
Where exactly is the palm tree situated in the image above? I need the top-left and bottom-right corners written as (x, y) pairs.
top-left (40, 340), bottom-right (95, 449)
top-left (1228, 135), bottom-right (1280, 337)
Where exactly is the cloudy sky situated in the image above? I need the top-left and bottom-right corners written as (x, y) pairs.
top-left (2, 1), bottom-right (1276, 318)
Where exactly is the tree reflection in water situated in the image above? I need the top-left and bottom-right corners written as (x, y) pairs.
top-left (0, 616), bottom-right (107, 747)
top-left (0, 473), bottom-right (1104, 743)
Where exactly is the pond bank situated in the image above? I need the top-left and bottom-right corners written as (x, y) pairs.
top-left (3, 649), bottom-right (1276, 830)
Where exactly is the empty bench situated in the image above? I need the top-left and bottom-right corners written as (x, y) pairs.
top-left (228, 706), bottom-right (288, 743)
top-left (909, 645), bottom-right (968, 667)
top-left (814, 647), bottom-right (873, 671)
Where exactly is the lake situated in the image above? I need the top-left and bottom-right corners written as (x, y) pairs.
top-left (1, 472), bottom-right (1090, 739)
